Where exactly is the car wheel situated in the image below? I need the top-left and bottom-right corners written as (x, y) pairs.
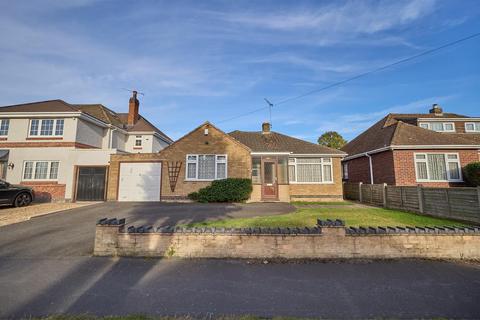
top-left (14, 193), bottom-right (32, 207)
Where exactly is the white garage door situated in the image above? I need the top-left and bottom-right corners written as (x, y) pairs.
top-left (118, 162), bottom-right (161, 201)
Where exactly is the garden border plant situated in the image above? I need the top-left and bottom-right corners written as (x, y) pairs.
top-left (463, 162), bottom-right (480, 186)
top-left (188, 178), bottom-right (253, 203)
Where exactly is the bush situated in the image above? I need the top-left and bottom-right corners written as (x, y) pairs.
top-left (188, 178), bottom-right (253, 203)
top-left (463, 162), bottom-right (480, 186)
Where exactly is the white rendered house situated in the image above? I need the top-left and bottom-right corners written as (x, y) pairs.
top-left (0, 92), bottom-right (172, 201)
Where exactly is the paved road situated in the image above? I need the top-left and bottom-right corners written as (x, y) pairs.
top-left (0, 202), bottom-right (295, 257)
top-left (1, 203), bottom-right (480, 319)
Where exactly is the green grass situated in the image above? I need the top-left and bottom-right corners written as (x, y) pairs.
top-left (291, 201), bottom-right (353, 206)
top-left (185, 206), bottom-right (469, 228)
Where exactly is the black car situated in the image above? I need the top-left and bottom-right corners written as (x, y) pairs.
top-left (0, 179), bottom-right (34, 207)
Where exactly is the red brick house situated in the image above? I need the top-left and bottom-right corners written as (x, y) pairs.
top-left (342, 105), bottom-right (480, 187)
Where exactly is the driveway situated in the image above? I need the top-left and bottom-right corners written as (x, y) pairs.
top-left (0, 202), bottom-right (295, 257)
top-left (1, 202), bottom-right (480, 319)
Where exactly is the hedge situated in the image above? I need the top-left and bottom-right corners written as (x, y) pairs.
top-left (188, 178), bottom-right (253, 203)
top-left (463, 162), bottom-right (480, 186)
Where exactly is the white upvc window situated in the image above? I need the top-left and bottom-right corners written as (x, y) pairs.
top-left (288, 157), bottom-right (333, 184)
top-left (185, 154), bottom-right (227, 181)
top-left (29, 119), bottom-right (64, 137)
top-left (414, 153), bottom-right (462, 182)
top-left (0, 119), bottom-right (9, 136)
top-left (342, 163), bottom-right (349, 179)
top-left (418, 122), bottom-right (455, 132)
top-left (465, 122), bottom-right (480, 132)
top-left (22, 161), bottom-right (60, 181)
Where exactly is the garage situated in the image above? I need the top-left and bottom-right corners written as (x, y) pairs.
top-left (75, 166), bottom-right (108, 201)
top-left (118, 162), bottom-right (162, 201)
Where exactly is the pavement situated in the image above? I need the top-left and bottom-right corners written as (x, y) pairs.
top-left (1, 202), bottom-right (480, 319)
top-left (0, 202), bottom-right (94, 227)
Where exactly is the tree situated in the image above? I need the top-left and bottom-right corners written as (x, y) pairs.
top-left (317, 131), bottom-right (347, 149)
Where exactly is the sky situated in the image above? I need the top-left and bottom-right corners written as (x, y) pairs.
top-left (0, 0), bottom-right (479, 142)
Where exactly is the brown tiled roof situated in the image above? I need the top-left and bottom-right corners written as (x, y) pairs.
top-left (117, 114), bottom-right (172, 142)
top-left (0, 99), bottom-right (172, 143)
top-left (0, 100), bottom-right (78, 113)
top-left (74, 104), bottom-right (125, 128)
top-left (342, 115), bottom-right (480, 156)
top-left (229, 131), bottom-right (346, 155)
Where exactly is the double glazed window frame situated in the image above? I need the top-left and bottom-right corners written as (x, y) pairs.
top-left (288, 157), bottom-right (334, 184)
top-left (0, 119), bottom-right (9, 136)
top-left (418, 122), bottom-right (455, 132)
top-left (185, 154), bottom-right (227, 181)
top-left (22, 160), bottom-right (60, 181)
top-left (414, 152), bottom-right (462, 183)
top-left (134, 135), bottom-right (142, 147)
top-left (465, 122), bottom-right (480, 133)
top-left (28, 119), bottom-right (65, 137)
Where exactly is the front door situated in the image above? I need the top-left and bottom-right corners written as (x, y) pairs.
top-left (76, 167), bottom-right (107, 201)
top-left (262, 159), bottom-right (278, 200)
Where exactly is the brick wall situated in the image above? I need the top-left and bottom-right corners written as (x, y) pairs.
top-left (393, 149), bottom-right (479, 187)
top-left (289, 157), bottom-right (344, 201)
top-left (22, 181), bottom-right (66, 202)
top-left (343, 156), bottom-right (371, 184)
top-left (94, 219), bottom-right (480, 259)
top-left (344, 149), bottom-right (479, 187)
top-left (107, 123), bottom-right (251, 200)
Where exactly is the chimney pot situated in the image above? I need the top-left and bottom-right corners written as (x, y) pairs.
top-left (429, 104), bottom-right (443, 116)
top-left (262, 122), bottom-right (271, 134)
top-left (128, 91), bottom-right (140, 126)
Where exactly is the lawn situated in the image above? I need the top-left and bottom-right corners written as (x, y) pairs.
top-left (186, 205), bottom-right (468, 228)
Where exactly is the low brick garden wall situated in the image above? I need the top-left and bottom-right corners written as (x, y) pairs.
top-left (94, 218), bottom-right (480, 260)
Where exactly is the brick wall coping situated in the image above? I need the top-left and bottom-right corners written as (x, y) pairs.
top-left (96, 217), bottom-right (480, 236)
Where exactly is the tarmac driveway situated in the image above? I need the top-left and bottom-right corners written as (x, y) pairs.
top-left (0, 201), bottom-right (295, 257)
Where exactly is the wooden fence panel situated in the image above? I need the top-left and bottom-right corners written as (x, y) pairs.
top-left (344, 183), bottom-right (479, 223)
top-left (386, 186), bottom-right (403, 209)
top-left (343, 183), bottom-right (359, 200)
top-left (423, 188), bottom-right (451, 217)
top-left (402, 187), bottom-right (420, 212)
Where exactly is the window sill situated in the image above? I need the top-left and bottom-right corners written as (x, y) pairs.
top-left (416, 180), bottom-right (463, 183)
top-left (26, 137), bottom-right (63, 140)
top-left (185, 179), bottom-right (225, 182)
top-left (21, 180), bottom-right (59, 184)
top-left (289, 182), bottom-right (335, 185)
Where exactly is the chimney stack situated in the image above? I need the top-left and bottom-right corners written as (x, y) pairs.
top-left (429, 104), bottom-right (443, 116)
top-left (262, 122), bottom-right (271, 134)
top-left (128, 91), bottom-right (139, 126)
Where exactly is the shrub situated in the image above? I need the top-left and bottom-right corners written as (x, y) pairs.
top-left (188, 178), bottom-right (253, 203)
top-left (463, 162), bottom-right (480, 186)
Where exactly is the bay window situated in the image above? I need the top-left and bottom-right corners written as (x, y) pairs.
top-left (29, 119), bottom-right (64, 137)
top-left (414, 153), bottom-right (462, 182)
top-left (186, 154), bottom-right (227, 181)
top-left (23, 161), bottom-right (60, 180)
top-left (288, 157), bottom-right (333, 183)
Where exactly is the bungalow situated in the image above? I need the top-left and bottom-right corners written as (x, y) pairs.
top-left (342, 104), bottom-right (480, 187)
top-left (106, 122), bottom-right (346, 202)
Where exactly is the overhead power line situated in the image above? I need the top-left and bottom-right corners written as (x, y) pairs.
top-left (217, 31), bottom-right (480, 124)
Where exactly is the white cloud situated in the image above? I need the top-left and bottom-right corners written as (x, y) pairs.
top-left (213, 0), bottom-right (436, 34)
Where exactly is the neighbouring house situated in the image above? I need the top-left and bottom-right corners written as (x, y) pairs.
top-left (107, 122), bottom-right (346, 202)
top-left (341, 104), bottom-right (480, 187)
top-left (0, 91), bottom-right (172, 202)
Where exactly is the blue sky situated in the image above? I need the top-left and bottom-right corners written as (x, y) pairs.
top-left (0, 0), bottom-right (479, 142)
